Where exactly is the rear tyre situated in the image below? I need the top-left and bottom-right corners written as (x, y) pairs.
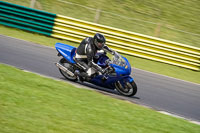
top-left (59, 58), bottom-right (77, 81)
top-left (115, 80), bottom-right (137, 97)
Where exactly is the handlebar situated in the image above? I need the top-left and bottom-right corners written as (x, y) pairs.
top-left (103, 66), bottom-right (114, 75)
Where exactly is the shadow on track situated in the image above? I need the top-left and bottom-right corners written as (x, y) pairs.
top-left (60, 77), bottom-right (140, 100)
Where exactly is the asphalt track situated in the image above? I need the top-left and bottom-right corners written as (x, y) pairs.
top-left (0, 35), bottom-right (200, 122)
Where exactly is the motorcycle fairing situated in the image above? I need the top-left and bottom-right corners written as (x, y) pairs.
top-left (90, 75), bottom-right (134, 89)
top-left (55, 43), bottom-right (76, 64)
top-left (55, 43), bottom-right (135, 90)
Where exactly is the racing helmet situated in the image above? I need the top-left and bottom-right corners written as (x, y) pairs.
top-left (93, 33), bottom-right (106, 50)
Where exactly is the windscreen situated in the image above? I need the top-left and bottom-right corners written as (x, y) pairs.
top-left (110, 52), bottom-right (126, 67)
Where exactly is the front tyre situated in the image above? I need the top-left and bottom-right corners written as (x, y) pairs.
top-left (115, 80), bottom-right (137, 97)
top-left (59, 58), bottom-right (77, 81)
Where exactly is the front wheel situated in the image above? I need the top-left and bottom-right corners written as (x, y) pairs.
top-left (115, 80), bottom-right (137, 97)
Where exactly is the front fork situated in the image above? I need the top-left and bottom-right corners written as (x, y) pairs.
top-left (124, 76), bottom-right (134, 83)
top-left (117, 76), bottom-right (134, 88)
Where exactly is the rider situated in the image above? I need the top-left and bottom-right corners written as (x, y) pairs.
top-left (74, 33), bottom-right (114, 81)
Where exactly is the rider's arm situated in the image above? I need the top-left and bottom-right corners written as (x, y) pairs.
top-left (86, 44), bottom-right (104, 74)
top-left (103, 45), bottom-right (115, 55)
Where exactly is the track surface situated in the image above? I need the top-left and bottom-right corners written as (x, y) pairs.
top-left (0, 35), bottom-right (200, 122)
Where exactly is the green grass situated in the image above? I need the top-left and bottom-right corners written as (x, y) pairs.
top-left (3, 0), bottom-right (200, 47)
top-left (0, 63), bottom-right (200, 133)
top-left (0, 25), bottom-right (200, 84)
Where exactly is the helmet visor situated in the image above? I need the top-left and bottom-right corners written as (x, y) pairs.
top-left (97, 42), bottom-right (104, 49)
top-left (95, 39), bottom-right (105, 49)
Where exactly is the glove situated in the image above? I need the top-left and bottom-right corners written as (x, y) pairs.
top-left (105, 59), bottom-right (111, 65)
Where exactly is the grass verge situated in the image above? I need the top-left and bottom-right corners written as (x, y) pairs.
top-left (0, 25), bottom-right (200, 84)
top-left (0, 63), bottom-right (200, 133)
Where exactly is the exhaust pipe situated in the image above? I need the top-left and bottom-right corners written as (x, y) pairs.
top-left (55, 62), bottom-right (74, 77)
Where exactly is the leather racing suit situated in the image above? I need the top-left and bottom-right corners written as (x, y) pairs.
top-left (74, 37), bottom-right (114, 78)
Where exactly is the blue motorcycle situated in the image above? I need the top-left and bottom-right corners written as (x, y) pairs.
top-left (55, 43), bottom-right (137, 97)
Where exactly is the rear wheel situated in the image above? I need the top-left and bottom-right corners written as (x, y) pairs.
top-left (115, 80), bottom-right (137, 97)
top-left (59, 58), bottom-right (77, 81)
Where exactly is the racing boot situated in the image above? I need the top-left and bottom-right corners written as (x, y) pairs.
top-left (74, 70), bottom-right (84, 82)
top-left (101, 75), bottom-right (108, 83)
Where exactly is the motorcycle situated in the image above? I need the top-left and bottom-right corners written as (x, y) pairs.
top-left (55, 43), bottom-right (137, 97)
